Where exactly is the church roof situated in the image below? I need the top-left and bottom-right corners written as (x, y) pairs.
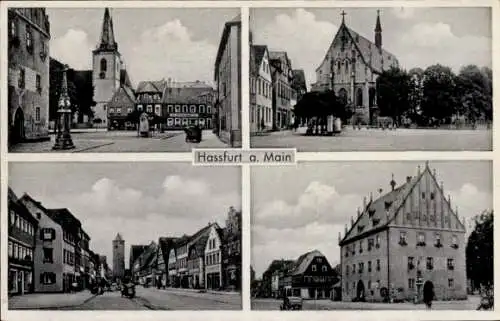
top-left (316, 13), bottom-right (398, 74)
top-left (339, 163), bottom-right (465, 246)
top-left (288, 250), bottom-right (326, 276)
top-left (96, 8), bottom-right (118, 52)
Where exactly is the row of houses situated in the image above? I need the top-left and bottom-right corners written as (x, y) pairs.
top-left (130, 207), bottom-right (242, 291)
top-left (8, 188), bottom-right (111, 295)
top-left (249, 32), bottom-right (307, 133)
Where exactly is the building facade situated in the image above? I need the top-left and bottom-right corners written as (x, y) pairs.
top-left (282, 250), bottom-right (336, 299)
top-left (205, 225), bottom-right (223, 290)
top-left (156, 238), bottom-right (176, 288)
top-left (108, 86), bottom-right (136, 129)
top-left (222, 207), bottom-right (242, 291)
top-left (214, 15), bottom-right (241, 147)
top-left (311, 11), bottom-right (399, 125)
top-left (8, 189), bottom-right (38, 295)
top-left (261, 259), bottom-right (294, 298)
top-left (269, 51), bottom-right (294, 130)
top-left (8, 8), bottom-right (51, 144)
top-left (112, 233), bottom-right (125, 281)
top-left (339, 163), bottom-right (467, 302)
top-left (250, 45), bottom-right (273, 133)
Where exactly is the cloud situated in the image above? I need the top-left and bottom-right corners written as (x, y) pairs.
top-left (253, 9), bottom-right (338, 90)
top-left (51, 29), bottom-right (94, 69)
top-left (38, 175), bottom-right (240, 269)
top-left (251, 180), bottom-right (491, 277)
top-left (125, 19), bottom-right (217, 84)
top-left (397, 22), bottom-right (491, 72)
top-left (392, 7), bottom-right (416, 19)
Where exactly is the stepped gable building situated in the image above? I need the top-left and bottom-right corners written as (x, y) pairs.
top-left (339, 162), bottom-right (467, 303)
top-left (162, 80), bottom-right (215, 130)
top-left (92, 8), bottom-right (134, 127)
top-left (311, 10), bottom-right (399, 125)
top-left (112, 233), bottom-right (125, 280)
top-left (8, 189), bottom-right (38, 295)
top-left (8, 8), bottom-right (51, 144)
top-left (282, 250), bottom-right (336, 299)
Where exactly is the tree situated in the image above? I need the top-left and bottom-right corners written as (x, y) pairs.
top-left (407, 67), bottom-right (425, 124)
top-left (293, 90), bottom-right (351, 129)
top-left (421, 64), bottom-right (457, 124)
top-left (455, 65), bottom-right (492, 123)
top-left (376, 66), bottom-right (411, 125)
top-left (466, 210), bottom-right (493, 291)
top-left (70, 70), bottom-right (96, 121)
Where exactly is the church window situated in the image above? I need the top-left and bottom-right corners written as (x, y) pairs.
top-left (356, 88), bottom-right (363, 106)
top-left (345, 61), bottom-right (349, 73)
top-left (100, 58), bottom-right (107, 77)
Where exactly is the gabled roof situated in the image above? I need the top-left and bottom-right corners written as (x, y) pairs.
top-left (136, 80), bottom-right (165, 94)
top-left (46, 208), bottom-right (82, 231)
top-left (108, 86), bottom-right (136, 108)
top-left (288, 250), bottom-right (326, 275)
top-left (162, 82), bottom-right (214, 104)
top-left (316, 19), bottom-right (398, 74)
top-left (339, 163), bottom-right (464, 245)
top-left (214, 15), bottom-right (241, 81)
top-left (9, 188), bottom-right (38, 224)
top-left (158, 237), bottom-right (177, 263)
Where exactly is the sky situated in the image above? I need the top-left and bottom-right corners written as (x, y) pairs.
top-left (9, 163), bottom-right (241, 270)
top-left (251, 7), bottom-right (492, 90)
top-left (47, 8), bottom-right (240, 87)
top-left (251, 161), bottom-right (492, 278)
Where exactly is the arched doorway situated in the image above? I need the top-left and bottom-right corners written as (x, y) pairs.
top-left (356, 88), bottom-right (363, 107)
top-left (423, 281), bottom-right (434, 302)
top-left (12, 107), bottom-right (25, 144)
top-left (356, 280), bottom-right (366, 301)
top-left (337, 88), bottom-right (348, 106)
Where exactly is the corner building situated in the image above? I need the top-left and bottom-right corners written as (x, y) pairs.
top-left (339, 163), bottom-right (466, 302)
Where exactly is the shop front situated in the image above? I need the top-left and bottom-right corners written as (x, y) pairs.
top-left (8, 267), bottom-right (33, 295)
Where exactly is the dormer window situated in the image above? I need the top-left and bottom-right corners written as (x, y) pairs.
top-left (384, 201), bottom-right (392, 210)
top-left (368, 209), bottom-right (375, 217)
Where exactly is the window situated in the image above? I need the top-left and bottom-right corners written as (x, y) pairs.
top-left (41, 272), bottom-right (56, 285)
top-left (182, 105), bottom-right (188, 113)
top-left (26, 26), bottom-right (33, 53)
top-left (447, 258), bottom-right (454, 270)
top-left (421, 192), bottom-right (426, 199)
top-left (16, 216), bottom-right (20, 229)
top-left (417, 232), bottom-right (426, 246)
top-left (359, 240), bottom-right (363, 253)
top-left (207, 106), bottom-right (212, 114)
top-left (435, 233), bottom-right (442, 247)
top-left (10, 211), bottom-right (16, 226)
top-left (8, 241), bottom-right (13, 257)
top-left (368, 261), bottom-right (372, 272)
top-left (345, 246), bottom-right (349, 257)
top-left (199, 105), bottom-right (205, 113)
top-left (376, 259), bottom-right (380, 271)
top-left (451, 235), bottom-right (459, 249)
top-left (35, 74), bottom-right (42, 93)
top-left (41, 228), bottom-right (55, 241)
top-left (19, 68), bottom-right (25, 88)
top-left (368, 238), bottom-right (374, 251)
top-left (147, 105), bottom-right (153, 113)
top-left (358, 262), bottom-right (364, 273)
top-left (399, 231), bottom-right (407, 246)
top-left (426, 257), bottom-right (433, 270)
top-left (408, 278), bottom-right (415, 289)
top-left (190, 105), bottom-right (196, 113)
top-left (346, 265), bottom-right (349, 276)
top-left (448, 278), bottom-right (454, 288)
top-left (175, 105), bottom-right (181, 113)
top-left (9, 18), bottom-right (17, 38)
top-left (408, 257), bottom-right (415, 270)
top-left (352, 264), bottom-right (356, 274)
top-left (137, 105), bottom-right (143, 112)
top-left (430, 192), bottom-right (435, 200)
top-left (100, 58), bottom-right (107, 73)
top-left (43, 248), bottom-right (53, 263)
top-left (322, 265), bottom-right (327, 272)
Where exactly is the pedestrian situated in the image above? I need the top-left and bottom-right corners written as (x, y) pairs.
top-left (423, 284), bottom-right (434, 309)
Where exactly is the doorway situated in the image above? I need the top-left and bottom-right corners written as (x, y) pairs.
top-left (356, 280), bottom-right (366, 301)
top-left (12, 107), bottom-right (25, 143)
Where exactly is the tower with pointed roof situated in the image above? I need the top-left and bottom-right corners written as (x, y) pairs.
top-left (92, 8), bottom-right (123, 127)
top-left (338, 162), bottom-right (467, 303)
top-left (311, 9), bottom-right (399, 126)
top-left (112, 232), bottom-right (125, 280)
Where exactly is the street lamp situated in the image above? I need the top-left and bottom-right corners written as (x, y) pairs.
top-left (52, 65), bottom-right (75, 150)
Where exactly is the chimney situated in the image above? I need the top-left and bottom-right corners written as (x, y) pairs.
top-left (406, 176), bottom-right (412, 183)
top-left (351, 216), bottom-right (354, 227)
top-left (344, 224), bottom-right (348, 235)
top-left (363, 197), bottom-right (367, 209)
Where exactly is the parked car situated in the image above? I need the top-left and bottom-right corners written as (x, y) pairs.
top-left (280, 296), bottom-right (303, 310)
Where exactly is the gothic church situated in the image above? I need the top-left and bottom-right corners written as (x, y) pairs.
top-left (311, 10), bottom-right (399, 125)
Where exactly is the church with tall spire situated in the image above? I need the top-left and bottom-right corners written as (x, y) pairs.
top-left (311, 10), bottom-right (399, 126)
top-left (91, 8), bottom-right (133, 128)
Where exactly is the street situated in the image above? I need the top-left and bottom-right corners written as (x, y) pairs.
top-left (9, 287), bottom-right (242, 310)
top-left (251, 128), bottom-right (492, 151)
top-left (10, 130), bottom-right (229, 153)
top-left (251, 296), bottom-right (482, 310)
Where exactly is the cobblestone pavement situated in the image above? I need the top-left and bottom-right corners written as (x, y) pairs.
top-left (133, 287), bottom-right (242, 310)
top-left (9, 290), bottom-right (95, 309)
top-left (10, 130), bottom-right (229, 153)
top-left (251, 128), bottom-right (492, 151)
top-left (251, 296), bottom-right (481, 310)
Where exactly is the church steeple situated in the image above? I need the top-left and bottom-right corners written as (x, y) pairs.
top-left (98, 8), bottom-right (118, 51)
top-left (375, 10), bottom-right (382, 49)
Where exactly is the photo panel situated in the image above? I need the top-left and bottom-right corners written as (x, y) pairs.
top-left (7, 7), bottom-right (242, 153)
top-left (249, 7), bottom-right (492, 151)
top-left (251, 161), bottom-right (493, 310)
top-left (7, 162), bottom-right (242, 310)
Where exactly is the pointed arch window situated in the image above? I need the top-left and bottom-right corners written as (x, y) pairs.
top-left (356, 88), bottom-right (363, 106)
top-left (100, 58), bottom-right (107, 79)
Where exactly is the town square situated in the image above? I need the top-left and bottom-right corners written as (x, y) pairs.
top-left (8, 163), bottom-right (242, 310)
top-left (8, 8), bottom-right (242, 152)
top-left (249, 8), bottom-right (492, 151)
top-left (250, 161), bottom-right (493, 310)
